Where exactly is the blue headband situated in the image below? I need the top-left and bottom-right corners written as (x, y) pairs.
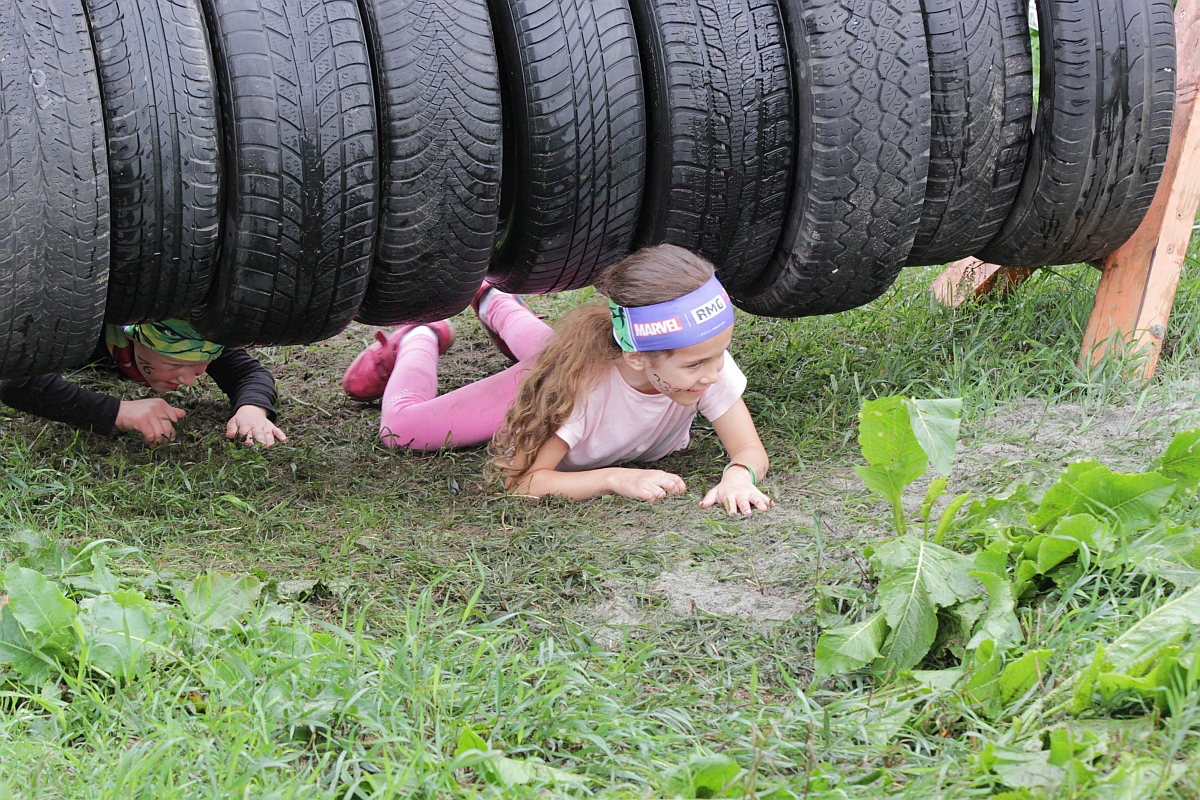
top-left (609, 274), bottom-right (735, 352)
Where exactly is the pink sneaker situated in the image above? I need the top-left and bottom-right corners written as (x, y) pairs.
top-left (471, 279), bottom-right (530, 363)
top-left (342, 321), bottom-right (455, 402)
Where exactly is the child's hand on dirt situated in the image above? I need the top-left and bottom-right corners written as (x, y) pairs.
top-left (226, 405), bottom-right (287, 448)
top-left (700, 470), bottom-right (774, 516)
top-left (611, 468), bottom-right (686, 503)
top-left (116, 398), bottom-right (187, 446)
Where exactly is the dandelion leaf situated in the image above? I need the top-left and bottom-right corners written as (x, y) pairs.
top-left (962, 639), bottom-right (1003, 713)
top-left (179, 572), bottom-right (262, 631)
top-left (0, 603), bottom-right (55, 685)
top-left (967, 570), bottom-right (1022, 651)
top-left (903, 398), bottom-right (962, 476)
top-left (872, 537), bottom-right (978, 671)
top-left (454, 726), bottom-right (583, 788)
top-left (1155, 428), bottom-right (1200, 495)
top-left (1, 566), bottom-right (76, 655)
top-left (1029, 461), bottom-right (1175, 534)
top-left (80, 591), bottom-right (163, 682)
top-left (1106, 583), bottom-right (1200, 672)
top-left (814, 612), bottom-right (887, 677)
top-left (855, 397), bottom-right (928, 506)
top-left (999, 649), bottom-right (1053, 704)
top-left (663, 754), bottom-right (743, 798)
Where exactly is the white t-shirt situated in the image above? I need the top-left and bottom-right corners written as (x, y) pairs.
top-left (554, 352), bottom-right (747, 471)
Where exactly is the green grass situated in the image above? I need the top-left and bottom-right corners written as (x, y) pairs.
top-left (2, 226), bottom-right (1200, 797)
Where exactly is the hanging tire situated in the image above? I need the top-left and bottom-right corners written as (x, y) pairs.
top-left (192, 0), bottom-right (378, 346)
top-left (354, 0), bottom-right (502, 326)
top-left (0, 0), bottom-right (110, 380)
top-left (976, 0), bottom-right (1175, 268)
top-left (731, 0), bottom-right (932, 317)
top-left (904, 0), bottom-right (1033, 266)
top-left (83, 0), bottom-right (222, 324)
top-left (487, 0), bottom-right (647, 294)
top-left (628, 0), bottom-right (794, 291)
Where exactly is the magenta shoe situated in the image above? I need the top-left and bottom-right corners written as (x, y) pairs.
top-left (342, 321), bottom-right (455, 402)
top-left (471, 279), bottom-right (529, 363)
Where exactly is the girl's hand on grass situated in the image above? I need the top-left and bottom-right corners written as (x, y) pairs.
top-left (116, 398), bottom-right (186, 446)
top-left (611, 468), bottom-right (686, 503)
top-left (226, 406), bottom-right (287, 448)
top-left (700, 469), bottom-right (774, 516)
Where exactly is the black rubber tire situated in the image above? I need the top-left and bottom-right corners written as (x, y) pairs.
top-left (976, 0), bottom-right (1175, 268)
top-left (731, 0), bottom-right (931, 318)
top-left (192, 0), bottom-right (379, 346)
top-left (83, 0), bottom-right (222, 324)
top-left (628, 0), bottom-right (794, 292)
top-left (487, 0), bottom-right (647, 294)
top-left (354, 0), bottom-right (502, 326)
top-left (904, 0), bottom-right (1033, 266)
top-left (0, 0), bottom-right (111, 380)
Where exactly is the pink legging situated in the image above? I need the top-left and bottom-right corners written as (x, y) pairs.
top-left (380, 294), bottom-right (552, 450)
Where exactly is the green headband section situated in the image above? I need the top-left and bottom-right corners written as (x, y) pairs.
top-left (609, 301), bottom-right (637, 352)
top-left (123, 320), bottom-right (225, 362)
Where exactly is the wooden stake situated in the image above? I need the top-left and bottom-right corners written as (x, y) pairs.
top-left (931, 257), bottom-right (1032, 306)
top-left (1080, 0), bottom-right (1200, 379)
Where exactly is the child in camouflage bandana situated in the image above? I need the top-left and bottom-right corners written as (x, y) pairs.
top-left (1, 320), bottom-right (285, 448)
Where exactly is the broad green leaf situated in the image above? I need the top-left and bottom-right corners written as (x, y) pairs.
top-left (179, 572), bottom-right (262, 631)
top-left (904, 398), bottom-right (962, 476)
top-left (0, 604), bottom-right (55, 685)
top-left (936, 598), bottom-right (984, 656)
top-left (2, 566), bottom-right (77, 654)
top-left (910, 667), bottom-right (963, 692)
top-left (1155, 428), bottom-right (1200, 494)
top-left (854, 464), bottom-right (912, 512)
top-left (982, 745), bottom-right (1064, 791)
top-left (961, 639), bottom-right (1003, 712)
top-left (999, 649), bottom-right (1053, 703)
top-left (1012, 558), bottom-right (1039, 601)
top-left (1028, 461), bottom-right (1106, 529)
top-left (1035, 514), bottom-right (1102, 574)
top-left (1029, 461), bottom-right (1175, 534)
top-left (872, 536), bottom-right (979, 671)
top-left (967, 570), bottom-right (1022, 650)
top-left (1110, 527), bottom-right (1200, 587)
top-left (1092, 756), bottom-right (1186, 799)
top-left (1096, 646), bottom-right (1184, 707)
top-left (1106, 583), bottom-right (1200, 672)
top-left (856, 704), bottom-right (912, 748)
top-left (1072, 647), bottom-right (1107, 715)
top-left (972, 540), bottom-right (1012, 578)
top-left (662, 754), bottom-right (743, 798)
top-left (79, 591), bottom-right (163, 682)
top-left (814, 612), bottom-right (887, 677)
top-left (856, 397), bottom-right (928, 505)
top-left (454, 726), bottom-right (583, 787)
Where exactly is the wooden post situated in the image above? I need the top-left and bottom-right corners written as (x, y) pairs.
top-left (1079, 0), bottom-right (1200, 379)
top-left (931, 257), bottom-right (1032, 305)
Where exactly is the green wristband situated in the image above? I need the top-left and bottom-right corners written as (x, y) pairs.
top-left (722, 462), bottom-right (757, 486)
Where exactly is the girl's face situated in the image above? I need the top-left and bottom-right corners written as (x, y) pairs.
top-left (132, 341), bottom-right (210, 392)
top-left (624, 326), bottom-right (734, 406)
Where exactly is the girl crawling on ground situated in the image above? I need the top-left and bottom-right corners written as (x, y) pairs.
top-left (342, 244), bottom-right (772, 514)
top-left (0, 319), bottom-right (285, 448)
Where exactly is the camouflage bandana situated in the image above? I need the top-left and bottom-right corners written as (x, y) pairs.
top-left (108, 320), bottom-right (225, 362)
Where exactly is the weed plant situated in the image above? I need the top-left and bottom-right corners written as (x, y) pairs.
top-left (0, 229), bottom-right (1198, 795)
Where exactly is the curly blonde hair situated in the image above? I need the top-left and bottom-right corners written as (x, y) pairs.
top-left (488, 244), bottom-right (716, 483)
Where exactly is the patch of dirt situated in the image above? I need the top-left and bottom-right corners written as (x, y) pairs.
top-left (955, 385), bottom-right (1200, 490)
top-left (652, 569), bottom-right (803, 621)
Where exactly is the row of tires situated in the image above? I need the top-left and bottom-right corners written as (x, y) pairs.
top-left (0, 0), bottom-right (1177, 379)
